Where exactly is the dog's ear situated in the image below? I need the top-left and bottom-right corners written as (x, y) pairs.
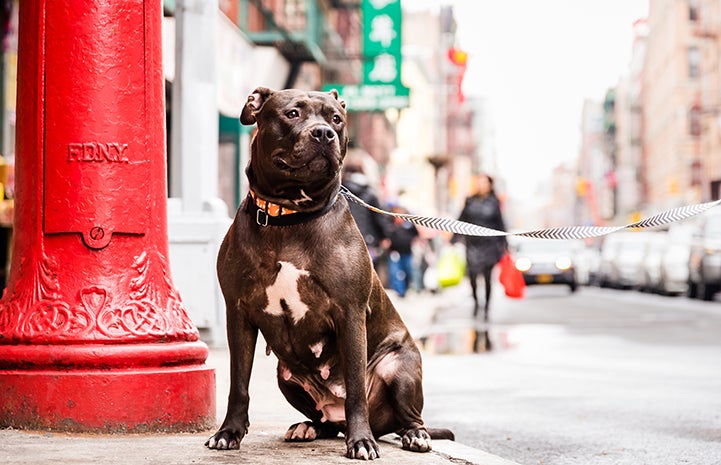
top-left (240, 87), bottom-right (275, 125)
top-left (328, 88), bottom-right (346, 110)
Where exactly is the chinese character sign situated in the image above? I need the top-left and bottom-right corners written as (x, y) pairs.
top-left (362, 0), bottom-right (402, 86)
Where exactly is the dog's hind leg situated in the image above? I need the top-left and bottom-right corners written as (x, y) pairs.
top-left (277, 375), bottom-right (342, 441)
top-left (284, 420), bottom-right (342, 442)
top-left (368, 348), bottom-right (432, 453)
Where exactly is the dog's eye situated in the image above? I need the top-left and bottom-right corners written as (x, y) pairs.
top-left (286, 109), bottom-right (300, 119)
top-left (332, 114), bottom-right (343, 124)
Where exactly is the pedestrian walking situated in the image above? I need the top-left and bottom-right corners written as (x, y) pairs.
top-left (455, 173), bottom-right (507, 320)
top-left (386, 205), bottom-right (419, 298)
top-left (341, 158), bottom-right (391, 270)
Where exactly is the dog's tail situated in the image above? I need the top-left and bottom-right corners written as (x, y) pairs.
top-left (428, 427), bottom-right (455, 441)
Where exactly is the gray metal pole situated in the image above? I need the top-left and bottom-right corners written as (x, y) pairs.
top-left (170, 0), bottom-right (219, 213)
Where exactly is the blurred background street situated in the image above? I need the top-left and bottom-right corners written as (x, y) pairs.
top-left (2, 1), bottom-right (721, 464)
top-left (387, 280), bottom-right (721, 465)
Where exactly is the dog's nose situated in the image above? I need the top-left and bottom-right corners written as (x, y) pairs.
top-left (311, 125), bottom-right (336, 144)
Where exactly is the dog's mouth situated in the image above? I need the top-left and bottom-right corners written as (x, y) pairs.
top-left (272, 153), bottom-right (334, 175)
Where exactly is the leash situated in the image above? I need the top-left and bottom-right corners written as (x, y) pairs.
top-left (339, 185), bottom-right (721, 240)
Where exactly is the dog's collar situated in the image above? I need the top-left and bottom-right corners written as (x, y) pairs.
top-left (249, 190), bottom-right (298, 217)
top-left (245, 189), bottom-right (338, 227)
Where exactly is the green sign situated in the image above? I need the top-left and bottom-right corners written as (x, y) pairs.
top-left (363, 0), bottom-right (402, 57)
top-left (362, 0), bottom-right (402, 86)
top-left (323, 84), bottom-right (409, 112)
top-left (332, 0), bottom-right (407, 111)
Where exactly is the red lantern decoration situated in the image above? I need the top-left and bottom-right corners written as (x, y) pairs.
top-left (447, 47), bottom-right (468, 67)
top-left (447, 47), bottom-right (468, 103)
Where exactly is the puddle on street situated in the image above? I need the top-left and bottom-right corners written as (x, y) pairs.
top-left (414, 298), bottom-right (516, 355)
top-left (418, 325), bottom-right (513, 355)
top-left (417, 321), bottom-right (572, 356)
top-left (408, 289), bottom-right (570, 355)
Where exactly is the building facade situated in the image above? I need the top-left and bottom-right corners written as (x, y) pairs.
top-left (643, 0), bottom-right (721, 209)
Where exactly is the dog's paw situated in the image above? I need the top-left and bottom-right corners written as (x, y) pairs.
top-left (400, 428), bottom-right (432, 452)
top-left (205, 429), bottom-right (244, 450)
top-left (284, 421), bottom-right (319, 442)
top-left (346, 436), bottom-right (380, 460)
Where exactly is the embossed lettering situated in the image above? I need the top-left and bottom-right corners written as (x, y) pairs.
top-left (67, 142), bottom-right (130, 163)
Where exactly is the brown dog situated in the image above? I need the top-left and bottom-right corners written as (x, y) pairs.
top-left (205, 87), bottom-right (452, 460)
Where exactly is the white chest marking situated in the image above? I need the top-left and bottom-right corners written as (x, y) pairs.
top-left (263, 261), bottom-right (310, 324)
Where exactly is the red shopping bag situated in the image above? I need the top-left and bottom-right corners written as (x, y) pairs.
top-left (498, 253), bottom-right (525, 299)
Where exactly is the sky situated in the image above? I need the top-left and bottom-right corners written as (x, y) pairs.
top-left (404, 0), bottom-right (649, 200)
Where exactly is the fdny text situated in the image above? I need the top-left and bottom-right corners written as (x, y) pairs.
top-left (67, 142), bottom-right (130, 163)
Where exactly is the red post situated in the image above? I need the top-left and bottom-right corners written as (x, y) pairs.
top-left (0, 1), bottom-right (216, 432)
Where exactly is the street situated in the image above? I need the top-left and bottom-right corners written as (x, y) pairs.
top-left (395, 282), bottom-right (721, 465)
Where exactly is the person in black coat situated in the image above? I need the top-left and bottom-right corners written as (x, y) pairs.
top-left (386, 205), bottom-right (419, 298)
top-left (341, 161), bottom-right (391, 269)
top-left (455, 173), bottom-right (508, 320)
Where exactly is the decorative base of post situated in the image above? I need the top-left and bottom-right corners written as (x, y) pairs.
top-left (0, 342), bottom-right (215, 432)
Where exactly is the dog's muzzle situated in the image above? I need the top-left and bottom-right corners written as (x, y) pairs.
top-left (310, 124), bottom-right (336, 145)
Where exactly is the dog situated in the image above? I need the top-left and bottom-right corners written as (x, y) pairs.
top-left (205, 87), bottom-right (453, 460)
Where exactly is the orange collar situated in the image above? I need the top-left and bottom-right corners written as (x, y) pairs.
top-left (249, 190), bottom-right (297, 217)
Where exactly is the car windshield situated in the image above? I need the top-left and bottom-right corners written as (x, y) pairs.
top-left (618, 236), bottom-right (650, 252)
top-left (516, 240), bottom-right (576, 254)
top-left (704, 215), bottom-right (721, 237)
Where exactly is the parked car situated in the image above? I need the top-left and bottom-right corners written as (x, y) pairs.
top-left (603, 231), bottom-right (659, 289)
top-left (638, 231), bottom-right (669, 293)
top-left (688, 211), bottom-right (721, 300)
top-left (597, 234), bottom-right (623, 288)
top-left (658, 224), bottom-right (694, 296)
top-left (573, 242), bottom-right (601, 286)
top-left (510, 238), bottom-right (580, 292)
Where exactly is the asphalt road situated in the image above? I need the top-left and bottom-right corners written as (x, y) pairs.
top-left (407, 283), bottom-right (721, 465)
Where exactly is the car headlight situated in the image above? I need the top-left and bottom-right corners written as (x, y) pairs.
top-left (515, 257), bottom-right (532, 272)
top-left (555, 256), bottom-right (573, 271)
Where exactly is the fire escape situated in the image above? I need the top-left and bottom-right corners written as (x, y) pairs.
top-left (239, 0), bottom-right (361, 88)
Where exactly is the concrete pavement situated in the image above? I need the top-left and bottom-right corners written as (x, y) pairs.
top-left (0, 426), bottom-right (517, 465)
top-left (0, 284), bottom-right (522, 465)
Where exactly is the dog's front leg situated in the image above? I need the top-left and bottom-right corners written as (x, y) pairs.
top-left (206, 307), bottom-right (258, 450)
top-left (338, 308), bottom-right (380, 460)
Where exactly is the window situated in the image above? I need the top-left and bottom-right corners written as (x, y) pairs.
top-left (689, 46), bottom-right (700, 78)
top-left (689, 0), bottom-right (700, 21)
top-left (689, 106), bottom-right (702, 136)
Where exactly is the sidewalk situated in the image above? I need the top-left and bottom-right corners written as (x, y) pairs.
top-left (0, 284), bottom-right (521, 465)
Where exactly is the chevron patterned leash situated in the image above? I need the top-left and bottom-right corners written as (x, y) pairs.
top-left (339, 185), bottom-right (721, 240)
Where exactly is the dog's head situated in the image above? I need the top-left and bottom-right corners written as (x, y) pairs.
top-left (241, 87), bottom-right (348, 211)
